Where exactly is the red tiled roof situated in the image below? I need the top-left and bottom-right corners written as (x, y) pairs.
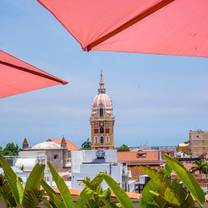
top-left (117, 150), bottom-right (163, 165)
top-left (55, 188), bottom-right (140, 200)
top-left (51, 139), bottom-right (79, 151)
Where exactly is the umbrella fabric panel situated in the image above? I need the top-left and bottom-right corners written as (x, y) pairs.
top-left (38, 0), bottom-right (208, 57)
top-left (37, 0), bottom-right (160, 49)
top-left (0, 50), bottom-right (67, 99)
top-left (93, 0), bottom-right (208, 57)
top-left (0, 63), bottom-right (59, 98)
top-left (0, 50), bottom-right (64, 79)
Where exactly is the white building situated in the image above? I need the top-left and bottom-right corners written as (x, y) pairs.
top-left (71, 149), bottom-right (130, 191)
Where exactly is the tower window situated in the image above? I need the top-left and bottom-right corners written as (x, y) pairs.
top-left (94, 129), bottom-right (98, 134)
top-left (105, 128), bottom-right (109, 134)
top-left (106, 136), bottom-right (110, 144)
top-left (100, 127), bottom-right (104, 134)
top-left (100, 108), bottom-right (104, 117)
top-left (100, 136), bottom-right (104, 144)
top-left (94, 136), bottom-right (98, 144)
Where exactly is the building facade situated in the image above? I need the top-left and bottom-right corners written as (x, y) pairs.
top-left (189, 130), bottom-right (208, 157)
top-left (71, 149), bottom-right (129, 191)
top-left (90, 72), bottom-right (115, 149)
top-left (21, 137), bottom-right (79, 169)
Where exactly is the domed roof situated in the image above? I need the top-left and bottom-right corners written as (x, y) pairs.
top-left (92, 93), bottom-right (112, 109)
top-left (32, 141), bottom-right (61, 150)
top-left (91, 72), bottom-right (113, 116)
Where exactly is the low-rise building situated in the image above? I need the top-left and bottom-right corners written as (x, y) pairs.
top-left (71, 149), bottom-right (131, 191)
top-left (118, 149), bottom-right (164, 181)
top-left (189, 130), bottom-right (208, 157)
top-left (22, 137), bottom-right (79, 170)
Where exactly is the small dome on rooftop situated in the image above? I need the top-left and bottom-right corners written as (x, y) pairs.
top-left (32, 141), bottom-right (61, 150)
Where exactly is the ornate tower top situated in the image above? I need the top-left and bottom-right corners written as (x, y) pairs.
top-left (90, 72), bottom-right (115, 149)
top-left (98, 71), bottom-right (106, 94)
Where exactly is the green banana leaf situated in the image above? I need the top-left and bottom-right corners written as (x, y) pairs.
top-left (22, 163), bottom-right (45, 207)
top-left (139, 166), bottom-right (181, 207)
top-left (41, 179), bottom-right (65, 208)
top-left (47, 161), bottom-right (74, 208)
top-left (163, 154), bottom-right (205, 207)
top-left (99, 172), bottom-right (135, 208)
top-left (0, 157), bottom-right (23, 205)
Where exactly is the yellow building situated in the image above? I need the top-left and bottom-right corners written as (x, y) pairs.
top-left (90, 72), bottom-right (115, 149)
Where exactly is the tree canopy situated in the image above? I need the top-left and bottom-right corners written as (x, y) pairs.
top-left (2, 143), bottom-right (20, 156)
top-left (81, 138), bottom-right (91, 150)
top-left (117, 144), bottom-right (130, 152)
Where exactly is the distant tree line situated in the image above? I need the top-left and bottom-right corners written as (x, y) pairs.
top-left (0, 142), bottom-right (20, 156)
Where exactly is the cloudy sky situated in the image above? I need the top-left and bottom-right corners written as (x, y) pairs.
top-left (1, 0), bottom-right (208, 148)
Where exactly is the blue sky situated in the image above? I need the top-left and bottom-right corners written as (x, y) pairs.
top-left (1, 0), bottom-right (208, 148)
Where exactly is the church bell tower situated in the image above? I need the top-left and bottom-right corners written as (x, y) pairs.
top-left (90, 72), bottom-right (115, 149)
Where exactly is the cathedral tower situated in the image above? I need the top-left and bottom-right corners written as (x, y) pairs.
top-left (90, 72), bottom-right (115, 149)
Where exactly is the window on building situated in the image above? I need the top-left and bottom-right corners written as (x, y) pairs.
top-left (106, 136), bottom-right (110, 144)
top-left (94, 136), bottom-right (98, 144)
top-left (100, 108), bottom-right (104, 117)
top-left (100, 136), bottom-right (104, 144)
top-left (54, 154), bottom-right (58, 159)
top-left (105, 128), bottom-right (109, 134)
top-left (100, 127), bottom-right (104, 134)
top-left (94, 129), bottom-right (98, 134)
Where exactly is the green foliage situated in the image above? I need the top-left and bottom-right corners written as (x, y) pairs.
top-left (46, 161), bottom-right (74, 208)
top-left (0, 147), bottom-right (3, 157)
top-left (0, 156), bottom-right (24, 205)
top-left (0, 154), bottom-right (205, 208)
top-left (81, 138), bottom-right (91, 150)
top-left (117, 144), bottom-right (130, 152)
top-left (138, 153), bottom-right (205, 208)
top-left (190, 159), bottom-right (208, 174)
top-left (2, 143), bottom-right (20, 156)
top-left (77, 173), bottom-right (134, 208)
top-left (22, 163), bottom-right (45, 207)
top-left (41, 179), bottom-right (65, 208)
top-left (0, 157), bottom-right (46, 207)
top-left (164, 154), bottom-right (204, 206)
top-left (99, 173), bottom-right (134, 208)
top-left (0, 174), bottom-right (16, 207)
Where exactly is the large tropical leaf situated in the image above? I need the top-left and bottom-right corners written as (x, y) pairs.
top-left (41, 179), bottom-right (65, 208)
top-left (76, 175), bottom-right (104, 208)
top-left (163, 154), bottom-right (205, 207)
top-left (22, 163), bottom-right (45, 207)
top-left (47, 161), bottom-right (74, 208)
top-left (99, 172), bottom-right (135, 208)
top-left (139, 178), bottom-right (166, 208)
top-left (0, 196), bottom-right (7, 208)
top-left (139, 166), bottom-right (182, 207)
top-left (0, 157), bottom-right (23, 205)
top-left (0, 174), bottom-right (16, 207)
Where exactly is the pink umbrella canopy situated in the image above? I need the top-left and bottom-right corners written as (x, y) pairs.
top-left (38, 0), bottom-right (208, 58)
top-left (0, 50), bottom-right (68, 99)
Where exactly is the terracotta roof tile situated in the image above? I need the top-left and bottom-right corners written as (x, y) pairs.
top-left (117, 150), bottom-right (163, 165)
top-left (55, 188), bottom-right (141, 199)
top-left (51, 139), bottom-right (79, 151)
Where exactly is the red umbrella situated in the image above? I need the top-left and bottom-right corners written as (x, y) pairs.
top-left (0, 50), bottom-right (68, 99)
top-left (37, 0), bottom-right (208, 58)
